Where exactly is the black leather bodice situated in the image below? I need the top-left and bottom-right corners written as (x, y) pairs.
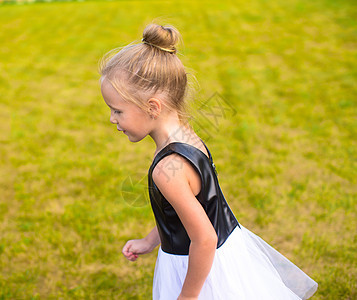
top-left (148, 140), bottom-right (239, 255)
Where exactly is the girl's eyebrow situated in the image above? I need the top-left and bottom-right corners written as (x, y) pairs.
top-left (107, 104), bottom-right (120, 110)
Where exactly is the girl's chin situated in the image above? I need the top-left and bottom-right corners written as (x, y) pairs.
top-left (127, 135), bottom-right (146, 143)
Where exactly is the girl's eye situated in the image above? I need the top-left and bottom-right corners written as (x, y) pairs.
top-left (114, 110), bottom-right (122, 114)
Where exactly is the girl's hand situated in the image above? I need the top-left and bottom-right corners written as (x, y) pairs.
top-left (122, 238), bottom-right (154, 261)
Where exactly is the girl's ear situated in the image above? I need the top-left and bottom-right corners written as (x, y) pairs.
top-left (147, 98), bottom-right (161, 119)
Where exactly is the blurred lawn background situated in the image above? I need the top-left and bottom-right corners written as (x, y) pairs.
top-left (0, 0), bottom-right (356, 299)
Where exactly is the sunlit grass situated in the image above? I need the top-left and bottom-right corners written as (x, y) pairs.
top-left (0, 0), bottom-right (356, 299)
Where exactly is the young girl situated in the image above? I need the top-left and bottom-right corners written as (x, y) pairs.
top-left (99, 23), bottom-right (318, 300)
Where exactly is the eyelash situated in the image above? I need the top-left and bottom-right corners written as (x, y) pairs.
top-left (114, 110), bottom-right (121, 114)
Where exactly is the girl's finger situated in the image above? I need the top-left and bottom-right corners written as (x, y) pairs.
top-left (124, 251), bottom-right (139, 261)
top-left (128, 255), bottom-right (137, 261)
top-left (122, 242), bottom-right (132, 253)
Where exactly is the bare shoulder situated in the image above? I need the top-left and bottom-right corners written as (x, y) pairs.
top-left (152, 153), bottom-right (202, 197)
top-left (152, 153), bottom-right (189, 184)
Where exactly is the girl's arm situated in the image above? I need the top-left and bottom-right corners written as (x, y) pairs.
top-left (152, 154), bottom-right (218, 299)
top-left (144, 226), bottom-right (161, 249)
top-left (122, 226), bottom-right (160, 261)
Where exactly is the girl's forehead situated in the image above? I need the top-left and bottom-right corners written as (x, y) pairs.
top-left (101, 78), bottom-right (115, 94)
top-left (101, 79), bottom-right (126, 104)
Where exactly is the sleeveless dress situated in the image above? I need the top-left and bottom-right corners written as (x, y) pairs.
top-left (148, 140), bottom-right (318, 300)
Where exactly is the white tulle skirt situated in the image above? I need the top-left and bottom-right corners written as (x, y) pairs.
top-left (153, 225), bottom-right (318, 300)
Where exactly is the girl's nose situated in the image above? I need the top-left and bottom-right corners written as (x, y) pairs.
top-left (110, 111), bottom-right (117, 124)
top-left (110, 117), bottom-right (117, 124)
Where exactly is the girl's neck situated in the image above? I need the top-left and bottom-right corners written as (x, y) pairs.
top-left (149, 112), bottom-right (197, 158)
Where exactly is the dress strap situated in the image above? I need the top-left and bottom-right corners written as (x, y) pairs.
top-left (149, 139), bottom-right (218, 181)
top-left (199, 139), bottom-right (218, 176)
top-left (199, 138), bottom-right (212, 162)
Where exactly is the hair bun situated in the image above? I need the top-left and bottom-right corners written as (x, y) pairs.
top-left (142, 24), bottom-right (180, 53)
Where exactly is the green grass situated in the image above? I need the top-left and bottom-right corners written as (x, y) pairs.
top-left (0, 0), bottom-right (356, 299)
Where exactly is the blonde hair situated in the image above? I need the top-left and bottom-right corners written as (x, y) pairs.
top-left (98, 23), bottom-right (191, 125)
